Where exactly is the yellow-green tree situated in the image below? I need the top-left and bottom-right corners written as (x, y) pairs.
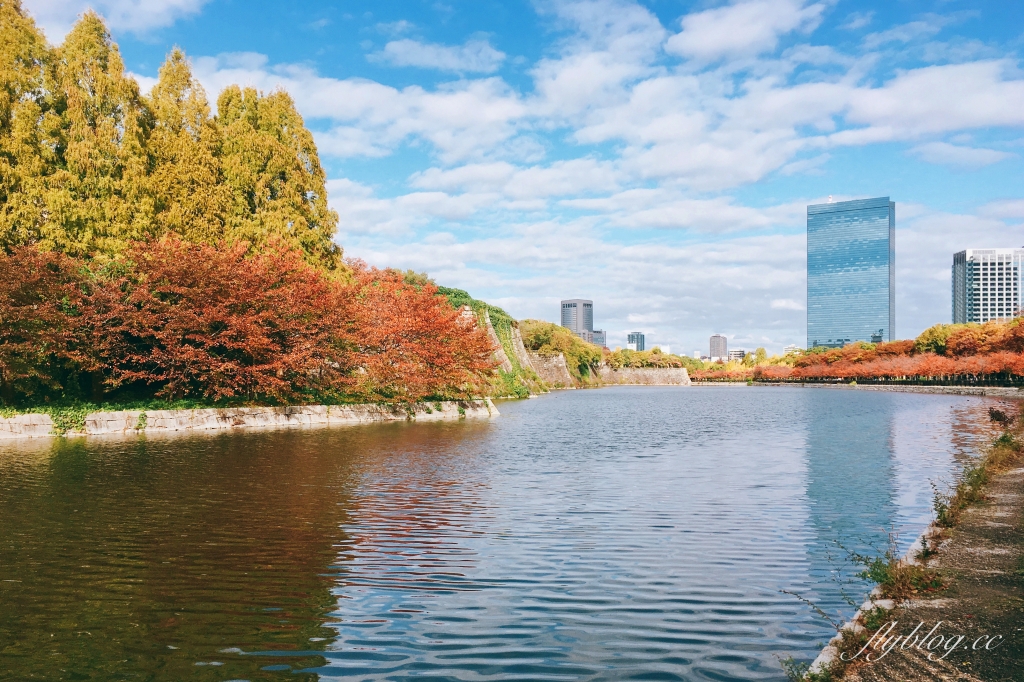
top-left (217, 86), bottom-right (340, 270)
top-left (39, 12), bottom-right (155, 256)
top-left (0, 0), bottom-right (50, 249)
top-left (0, 7), bottom-right (342, 269)
top-left (147, 48), bottom-right (229, 244)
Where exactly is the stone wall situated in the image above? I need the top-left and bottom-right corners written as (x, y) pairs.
top-left (794, 384), bottom-right (1024, 398)
top-left (0, 414), bottom-right (54, 439)
top-left (483, 310), bottom-right (514, 373)
top-left (511, 326), bottom-right (536, 374)
top-left (598, 367), bottom-right (691, 385)
top-left (0, 400), bottom-right (498, 440)
top-left (528, 352), bottom-right (575, 388)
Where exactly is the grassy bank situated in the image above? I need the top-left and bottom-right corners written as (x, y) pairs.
top-left (785, 406), bottom-right (1024, 681)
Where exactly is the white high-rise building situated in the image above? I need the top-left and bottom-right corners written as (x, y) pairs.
top-left (952, 249), bottom-right (1024, 323)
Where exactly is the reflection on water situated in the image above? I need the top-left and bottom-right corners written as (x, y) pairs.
top-left (0, 387), bottom-right (1008, 681)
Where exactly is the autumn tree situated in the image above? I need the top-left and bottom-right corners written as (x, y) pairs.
top-left (0, 0), bottom-right (51, 250)
top-left (348, 264), bottom-right (495, 402)
top-left (38, 12), bottom-right (155, 256)
top-left (0, 246), bottom-right (91, 404)
top-left (147, 48), bottom-right (229, 244)
top-left (88, 236), bottom-right (354, 402)
top-left (217, 86), bottom-right (340, 270)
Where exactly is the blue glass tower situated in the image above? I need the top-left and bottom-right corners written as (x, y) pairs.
top-left (807, 197), bottom-right (895, 349)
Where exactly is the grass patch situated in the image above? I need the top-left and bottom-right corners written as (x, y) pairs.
top-left (845, 531), bottom-right (944, 602)
top-left (933, 422), bottom-right (1023, 528)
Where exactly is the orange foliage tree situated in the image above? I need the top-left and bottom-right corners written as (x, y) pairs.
top-left (87, 236), bottom-right (355, 402)
top-left (347, 263), bottom-right (496, 403)
top-left (0, 247), bottom-right (92, 402)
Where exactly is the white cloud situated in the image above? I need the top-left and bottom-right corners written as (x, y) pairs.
top-left (910, 142), bottom-right (1015, 169)
top-left (838, 61), bottom-right (1024, 140)
top-left (840, 11), bottom-right (873, 31)
top-left (373, 38), bottom-right (506, 73)
top-left (771, 299), bottom-right (805, 311)
top-left (562, 191), bottom-right (805, 232)
top-left (665, 0), bottom-right (826, 61)
top-left (190, 54), bottom-right (527, 163)
top-left (862, 15), bottom-right (949, 50)
top-left (978, 199), bottom-right (1024, 221)
top-left (411, 158), bottom-right (620, 200)
top-left (23, 0), bottom-right (208, 39)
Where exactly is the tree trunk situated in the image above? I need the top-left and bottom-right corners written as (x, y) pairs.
top-left (90, 371), bottom-right (105, 402)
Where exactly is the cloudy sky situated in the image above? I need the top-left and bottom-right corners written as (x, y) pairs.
top-left (23, 0), bottom-right (1024, 354)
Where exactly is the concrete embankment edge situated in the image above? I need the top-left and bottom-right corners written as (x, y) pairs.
top-left (0, 399), bottom-right (498, 440)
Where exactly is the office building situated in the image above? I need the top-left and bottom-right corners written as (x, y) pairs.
top-left (561, 299), bottom-right (594, 340)
top-left (952, 249), bottom-right (1024, 323)
top-left (783, 344), bottom-right (800, 355)
top-left (627, 332), bottom-right (645, 351)
top-left (710, 334), bottom-right (727, 360)
top-left (592, 330), bottom-right (607, 347)
top-left (727, 349), bottom-right (746, 362)
top-left (807, 196), bottom-right (895, 349)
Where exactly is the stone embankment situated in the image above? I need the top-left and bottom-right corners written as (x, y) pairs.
top-left (599, 367), bottom-right (691, 385)
top-left (527, 352), bottom-right (575, 388)
top-left (0, 399), bottom-right (497, 440)
top-left (824, 461), bottom-right (1024, 681)
top-left (797, 384), bottom-right (1024, 398)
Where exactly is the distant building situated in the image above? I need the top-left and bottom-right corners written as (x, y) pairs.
top-left (694, 351), bottom-right (701, 359)
top-left (655, 345), bottom-right (670, 355)
top-left (561, 299), bottom-right (593, 338)
top-left (727, 349), bottom-right (746, 362)
top-left (592, 330), bottom-right (607, 347)
top-left (783, 344), bottom-right (800, 355)
top-left (627, 332), bottom-right (645, 351)
top-left (952, 249), bottom-right (1024, 323)
top-left (710, 334), bottom-right (727, 360)
top-left (807, 197), bottom-right (895, 349)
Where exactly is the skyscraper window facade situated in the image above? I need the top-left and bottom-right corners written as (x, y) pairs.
top-left (627, 332), bottom-right (645, 351)
top-left (952, 249), bottom-right (1024, 323)
top-left (807, 197), bottom-right (895, 349)
top-left (561, 299), bottom-right (594, 339)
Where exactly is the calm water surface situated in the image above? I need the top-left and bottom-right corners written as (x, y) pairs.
top-left (0, 387), bottom-right (1010, 681)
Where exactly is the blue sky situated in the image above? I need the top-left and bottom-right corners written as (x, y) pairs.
top-left (24, 0), bottom-right (1024, 354)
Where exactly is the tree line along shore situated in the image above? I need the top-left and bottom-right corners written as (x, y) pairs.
top-left (3, 3), bottom-right (1024, 420)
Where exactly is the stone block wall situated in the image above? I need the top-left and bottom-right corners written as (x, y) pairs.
top-left (0, 400), bottom-right (498, 440)
top-left (528, 353), bottom-right (575, 388)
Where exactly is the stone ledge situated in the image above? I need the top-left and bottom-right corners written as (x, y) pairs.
top-left (0, 399), bottom-right (497, 440)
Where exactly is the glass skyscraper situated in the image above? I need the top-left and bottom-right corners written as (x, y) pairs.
top-left (807, 197), bottom-right (895, 349)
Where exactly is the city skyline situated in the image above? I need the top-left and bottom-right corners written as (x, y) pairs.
top-left (42, 0), bottom-right (1024, 354)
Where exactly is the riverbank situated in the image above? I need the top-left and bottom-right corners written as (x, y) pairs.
top-left (802, 409), bottom-right (1024, 681)
top-left (0, 399), bottom-right (498, 439)
top-left (691, 382), bottom-right (1024, 398)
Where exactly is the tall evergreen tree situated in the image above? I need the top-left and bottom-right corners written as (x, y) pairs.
top-left (147, 48), bottom-right (228, 244)
top-left (0, 0), bottom-right (51, 250)
top-left (217, 86), bottom-right (341, 270)
top-left (40, 11), bottom-right (154, 256)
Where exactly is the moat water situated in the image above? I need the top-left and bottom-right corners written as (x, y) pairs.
top-left (0, 386), bottom-right (1009, 681)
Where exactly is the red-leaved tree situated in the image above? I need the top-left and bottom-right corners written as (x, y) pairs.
top-left (0, 247), bottom-right (92, 404)
top-left (347, 263), bottom-right (496, 402)
top-left (88, 236), bottom-right (355, 402)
